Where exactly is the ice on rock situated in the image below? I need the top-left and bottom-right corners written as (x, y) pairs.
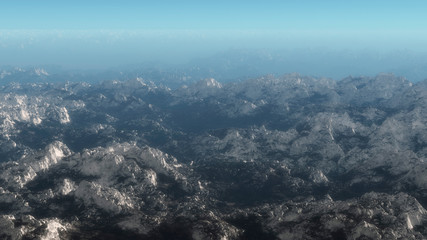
top-left (40, 219), bottom-right (70, 240)
top-left (60, 179), bottom-right (76, 195)
top-left (75, 181), bottom-right (135, 214)
top-left (193, 78), bottom-right (222, 89)
top-left (144, 169), bottom-right (158, 187)
top-left (79, 151), bottom-right (125, 179)
top-left (139, 147), bottom-right (175, 176)
top-left (32, 116), bottom-right (42, 125)
top-left (350, 221), bottom-right (381, 240)
top-left (0, 215), bottom-right (45, 240)
top-left (19, 109), bottom-right (30, 121)
top-left (310, 169), bottom-right (329, 184)
top-left (0, 141), bottom-right (71, 188)
top-left (57, 107), bottom-right (70, 124)
top-left (34, 68), bottom-right (49, 76)
top-left (178, 78), bottom-right (223, 99)
top-left (14, 167), bottom-right (37, 188)
top-left (0, 215), bottom-right (25, 240)
top-left (31, 141), bottom-right (69, 172)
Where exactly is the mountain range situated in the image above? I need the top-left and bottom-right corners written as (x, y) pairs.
top-left (0, 73), bottom-right (426, 239)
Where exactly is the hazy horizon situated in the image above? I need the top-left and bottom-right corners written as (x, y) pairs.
top-left (1, 1), bottom-right (427, 81)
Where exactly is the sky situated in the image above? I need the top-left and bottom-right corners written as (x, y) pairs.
top-left (1, 1), bottom-right (427, 31)
top-left (1, 1), bottom-right (427, 79)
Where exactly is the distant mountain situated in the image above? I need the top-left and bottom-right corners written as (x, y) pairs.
top-left (186, 49), bottom-right (427, 83)
top-left (0, 73), bottom-right (427, 239)
top-left (4, 48), bottom-right (427, 89)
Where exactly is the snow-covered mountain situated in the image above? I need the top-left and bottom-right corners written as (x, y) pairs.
top-left (0, 73), bottom-right (427, 239)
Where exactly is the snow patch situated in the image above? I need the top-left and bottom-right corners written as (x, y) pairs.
top-left (310, 170), bottom-right (329, 184)
top-left (34, 68), bottom-right (49, 76)
top-left (144, 169), bottom-right (157, 186)
top-left (40, 219), bottom-right (68, 240)
top-left (204, 78), bottom-right (222, 88)
top-left (75, 181), bottom-right (135, 214)
top-left (351, 221), bottom-right (381, 239)
top-left (58, 107), bottom-right (70, 124)
top-left (60, 179), bottom-right (76, 195)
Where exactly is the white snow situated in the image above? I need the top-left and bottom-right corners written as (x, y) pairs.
top-left (60, 179), bottom-right (76, 195)
top-left (328, 118), bottom-right (335, 141)
top-left (75, 181), bottom-right (135, 214)
top-left (310, 170), bottom-right (329, 184)
top-left (32, 116), bottom-right (42, 125)
top-left (351, 221), bottom-right (381, 239)
top-left (34, 68), bottom-right (49, 76)
top-left (1, 142), bottom-right (70, 188)
top-left (33, 143), bottom-right (67, 172)
top-left (144, 169), bottom-right (158, 186)
top-left (58, 107), bottom-right (70, 124)
top-left (40, 219), bottom-right (68, 240)
top-left (139, 147), bottom-right (174, 176)
top-left (204, 78), bottom-right (222, 88)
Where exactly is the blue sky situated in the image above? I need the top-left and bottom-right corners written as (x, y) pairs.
top-left (1, 1), bottom-right (427, 77)
top-left (1, 1), bottom-right (427, 30)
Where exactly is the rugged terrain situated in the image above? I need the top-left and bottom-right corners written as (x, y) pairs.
top-left (0, 73), bottom-right (427, 239)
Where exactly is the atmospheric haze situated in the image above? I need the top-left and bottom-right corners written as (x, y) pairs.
top-left (1, 1), bottom-right (427, 80)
